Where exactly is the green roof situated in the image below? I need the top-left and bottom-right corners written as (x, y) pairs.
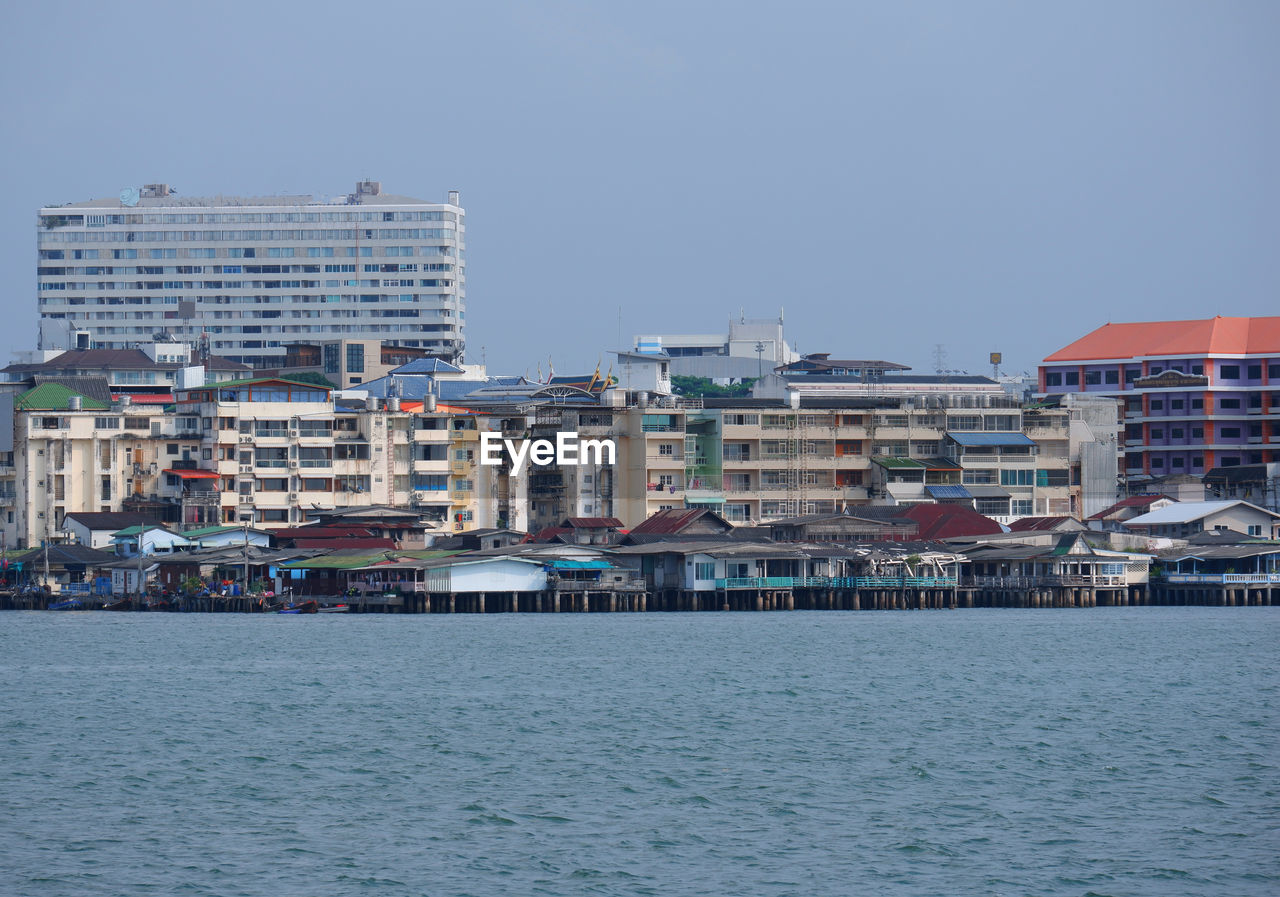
top-left (181, 525), bottom-right (246, 539)
top-left (111, 524), bottom-right (173, 537)
top-left (15, 383), bottom-right (110, 411)
top-left (280, 549), bottom-right (461, 570)
top-left (871, 457), bottom-right (925, 469)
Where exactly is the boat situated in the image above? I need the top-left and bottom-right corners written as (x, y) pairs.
top-left (317, 603), bottom-right (349, 613)
top-left (102, 598), bottom-right (132, 611)
top-left (48, 598), bottom-right (83, 611)
top-left (278, 600), bottom-right (318, 614)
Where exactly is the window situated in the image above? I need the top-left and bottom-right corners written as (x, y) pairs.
top-left (1064, 371), bottom-right (1079, 386)
top-left (1247, 365), bottom-right (1261, 379)
top-left (976, 499), bottom-right (1009, 515)
top-left (1248, 525), bottom-right (1263, 536)
top-left (1192, 427), bottom-right (1204, 439)
top-left (1151, 458), bottom-right (1164, 468)
top-left (1220, 365), bottom-right (1240, 379)
top-left (658, 444), bottom-right (674, 456)
top-left (346, 343), bottom-right (364, 373)
top-left (1150, 400), bottom-right (1163, 410)
top-left (1084, 371), bottom-right (1101, 385)
top-left (1000, 469), bottom-right (1034, 486)
top-left (1191, 399), bottom-right (1203, 410)
top-left (1104, 370), bottom-right (1119, 384)
top-left (694, 562), bottom-right (715, 581)
top-left (1011, 500), bottom-right (1033, 516)
top-left (1220, 428), bottom-right (1241, 439)
top-left (1171, 429), bottom-right (1184, 439)
top-left (1171, 458), bottom-right (1184, 468)
top-left (1044, 372), bottom-right (1062, 387)
top-left (1124, 369), bottom-right (1139, 383)
top-left (1150, 429), bottom-right (1163, 439)
top-left (1171, 399), bottom-right (1184, 410)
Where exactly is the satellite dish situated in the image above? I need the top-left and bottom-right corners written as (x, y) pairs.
top-left (119, 187), bottom-right (140, 207)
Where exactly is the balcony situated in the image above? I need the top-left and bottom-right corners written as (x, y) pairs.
top-left (713, 576), bottom-right (957, 590)
top-left (1162, 573), bottom-right (1280, 584)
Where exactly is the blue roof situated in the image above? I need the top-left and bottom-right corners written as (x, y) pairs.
top-left (926, 485), bottom-right (972, 499)
top-left (946, 432), bottom-right (1037, 447)
top-left (547, 559), bottom-right (613, 570)
top-left (390, 358), bottom-right (464, 375)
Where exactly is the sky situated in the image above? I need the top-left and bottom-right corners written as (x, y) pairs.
top-left (3, 0), bottom-right (1276, 380)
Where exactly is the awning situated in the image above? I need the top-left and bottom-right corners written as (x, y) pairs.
top-left (946, 432), bottom-right (1037, 447)
top-left (547, 559), bottom-right (613, 570)
top-left (163, 469), bottom-right (220, 479)
top-left (927, 485), bottom-right (972, 499)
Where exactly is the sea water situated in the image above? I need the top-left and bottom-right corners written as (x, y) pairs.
top-left (1, 607), bottom-right (1276, 896)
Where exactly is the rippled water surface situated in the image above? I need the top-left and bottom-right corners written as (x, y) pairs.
top-left (2, 608), bottom-right (1277, 896)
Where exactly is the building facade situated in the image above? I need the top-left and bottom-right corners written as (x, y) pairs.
top-left (1040, 316), bottom-right (1279, 481)
top-left (37, 181), bottom-right (465, 367)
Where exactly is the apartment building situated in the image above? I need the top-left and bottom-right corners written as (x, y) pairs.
top-left (37, 180), bottom-right (465, 367)
top-left (1040, 316), bottom-right (1280, 480)
top-left (0, 377), bottom-right (488, 548)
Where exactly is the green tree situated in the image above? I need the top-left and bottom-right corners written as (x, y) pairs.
top-left (290, 371), bottom-right (337, 388)
top-left (670, 376), bottom-right (756, 398)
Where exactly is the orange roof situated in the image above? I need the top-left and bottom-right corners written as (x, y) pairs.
top-left (1044, 316), bottom-right (1280, 363)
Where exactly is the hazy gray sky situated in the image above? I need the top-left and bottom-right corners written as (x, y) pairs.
top-left (4, 1), bottom-right (1276, 378)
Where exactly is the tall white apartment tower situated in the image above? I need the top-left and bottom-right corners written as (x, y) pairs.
top-left (37, 181), bottom-right (466, 367)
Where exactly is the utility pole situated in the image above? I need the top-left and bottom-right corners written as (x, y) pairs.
top-left (242, 520), bottom-right (250, 597)
top-left (134, 528), bottom-right (144, 601)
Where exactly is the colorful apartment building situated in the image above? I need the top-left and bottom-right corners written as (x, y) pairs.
top-left (1040, 316), bottom-right (1280, 481)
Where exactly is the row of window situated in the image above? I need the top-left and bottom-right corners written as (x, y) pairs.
top-left (44, 210), bottom-right (457, 226)
top-left (40, 229), bottom-right (463, 244)
top-left (1046, 363), bottom-right (1280, 386)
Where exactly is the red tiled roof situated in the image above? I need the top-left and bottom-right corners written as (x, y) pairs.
top-left (630, 508), bottom-right (719, 535)
top-left (529, 527), bottom-right (572, 543)
top-left (902, 504), bottom-right (1003, 541)
top-left (563, 517), bottom-right (623, 529)
top-left (291, 538), bottom-right (397, 549)
top-left (1044, 316), bottom-right (1280, 362)
top-left (1007, 516), bottom-right (1072, 532)
top-left (272, 525), bottom-right (379, 540)
top-left (1087, 494), bottom-right (1173, 520)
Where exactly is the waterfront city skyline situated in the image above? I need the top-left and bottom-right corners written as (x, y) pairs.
top-left (4, 1), bottom-right (1278, 377)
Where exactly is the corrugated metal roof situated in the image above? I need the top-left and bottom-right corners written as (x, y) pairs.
top-left (966, 485), bottom-right (1012, 498)
top-left (1126, 500), bottom-right (1279, 526)
top-left (15, 382), bottom-right (110, 411)
top-left (946, 432), bottom-right (1037, 447)
top-left (926, 485), bottom-right (972, 499)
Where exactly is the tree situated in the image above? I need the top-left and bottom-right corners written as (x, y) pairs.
top-left (290, 371), bottom-right (337, 388)
top-left (670, 376), bottom-right (756, 398)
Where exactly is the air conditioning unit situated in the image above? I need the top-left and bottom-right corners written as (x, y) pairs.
top-left (239, 436), bottom-right (253, 444)
top-left (288, 493), bottom-right (298, 502)
top-left (289, 460), bottom-right (298, 469)
top-left (239, 464), bottom-right (252, 473)
top-left (289, 429), bottom-right (298, 437)
top-left (238, 494), bottom-right (253, 503)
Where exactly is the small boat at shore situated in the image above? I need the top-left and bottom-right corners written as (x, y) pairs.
top-left (48, 598), bottom-right (83, 611)
top-left (102, 598), bottom-right (132, 611)
top-left (278, 600), bottom-right (318, 615)
top-left (318, 603), bottom-right (349, 613)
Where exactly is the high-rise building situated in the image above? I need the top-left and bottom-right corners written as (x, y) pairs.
top-left (37, 180), bottom-right (465, 367)
top-left (1040, 316), bottom-right (1279, 482)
